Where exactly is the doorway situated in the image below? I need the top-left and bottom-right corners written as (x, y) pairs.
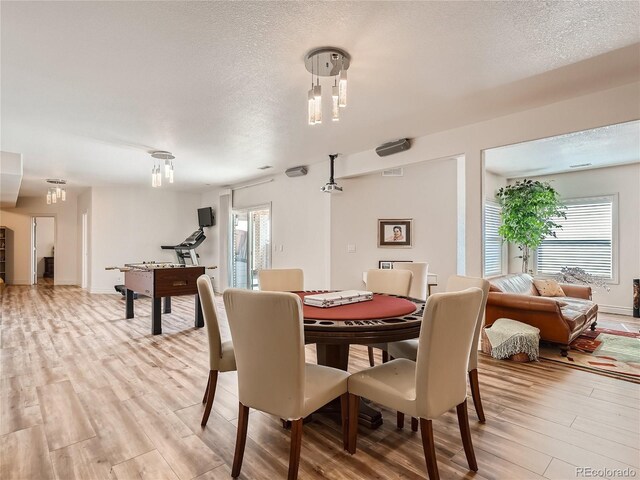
top-left (81, 212), bottom-right (88, 289)
top-left (32, 216), bottom-right (55, 285)
top-left (230, 204), bottom-right (271, 289)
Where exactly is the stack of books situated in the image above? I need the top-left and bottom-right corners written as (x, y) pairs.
top-left (303, 290), bottom-right (373, 308)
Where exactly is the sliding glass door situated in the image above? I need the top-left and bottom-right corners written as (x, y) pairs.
top-left (230, 204), bottom-right (271, 289)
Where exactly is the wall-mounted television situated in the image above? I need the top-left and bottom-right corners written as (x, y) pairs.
top-left (198, 207), bottom-right (215, 227)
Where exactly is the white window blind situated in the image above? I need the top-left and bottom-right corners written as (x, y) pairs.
top-left (536, 196), bottom-right (613, 278)
top-left (484, 201), bottom-right (503, 276)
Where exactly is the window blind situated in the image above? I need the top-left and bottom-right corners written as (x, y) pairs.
top-left (536, 197), bottom-right (613, 278)
top-left (484, 202), bottom-right (503, 276)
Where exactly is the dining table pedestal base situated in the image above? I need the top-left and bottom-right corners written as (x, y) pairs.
top-left (316, 343), bottom-right (383, 429)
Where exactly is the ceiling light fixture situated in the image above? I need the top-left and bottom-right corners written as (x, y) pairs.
top-left (45, 179), bottom-right (67, 205)
top-left (321, 154), bottom-right (342, 193)
top-left (150, 151), bottom-right (175, 187)
top-left (304, 48), bottom-right (350, 125)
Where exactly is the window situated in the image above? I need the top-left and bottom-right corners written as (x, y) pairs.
top-left (483, 201), bottom-right (503, 277)
top-left (536, 196), bottom-right (615, 279)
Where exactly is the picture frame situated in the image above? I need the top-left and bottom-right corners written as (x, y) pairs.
top-left (378, 260), bottom-right (413, 269)
top-left (378, 219), bottom-right (412, 248)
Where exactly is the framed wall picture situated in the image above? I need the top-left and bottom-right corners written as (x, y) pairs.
top-left (378, 260), bottom-right (413, 269)
top-left (378, 219), bottom-right (412, 248)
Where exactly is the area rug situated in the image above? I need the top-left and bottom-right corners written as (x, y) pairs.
top-left (539, 328), bottom-right (640, 383)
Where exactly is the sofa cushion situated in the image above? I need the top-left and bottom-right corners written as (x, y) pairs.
top-left (533, 278), bottom-right (566, 297)
top-left (558, 297), bottom-right (597, 332)
top-left (489, 273), bottom-right (539, 296)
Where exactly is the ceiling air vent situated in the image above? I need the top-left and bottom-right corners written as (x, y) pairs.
top-left (258, 165), bottom-right (273, 170)
top-left (382, 168), bottom-right (404, 177)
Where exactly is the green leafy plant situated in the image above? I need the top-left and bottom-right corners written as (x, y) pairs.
top-left (496, 179), bottom-right (565, 273)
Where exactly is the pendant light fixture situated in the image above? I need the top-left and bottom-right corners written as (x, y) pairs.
top-left (45, 179), bottom-right (67, 204)
top-left (150, 151), bottom-right (175, 187)
top-left (304, 48), bottom-right (350, 125)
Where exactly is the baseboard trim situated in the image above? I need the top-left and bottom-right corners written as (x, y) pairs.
top-left (599, 304), bottom-right (633, 316)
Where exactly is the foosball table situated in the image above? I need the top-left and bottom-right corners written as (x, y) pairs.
top-left (112, 262), bottom-right (205, 335)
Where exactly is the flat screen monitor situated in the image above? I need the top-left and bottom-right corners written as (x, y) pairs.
top-left (198, 207), bottom-right (215, 227)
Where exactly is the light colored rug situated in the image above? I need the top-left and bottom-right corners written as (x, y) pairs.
top-left (539, 328), bottom-right (640, 383)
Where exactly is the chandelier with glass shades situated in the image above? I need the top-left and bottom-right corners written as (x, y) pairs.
top-left (45, 179), bottom-right (67, 204)
top-left (150, 151), bottom-right (175, 187)
top-left (304, 47), bottom-right (350, 125)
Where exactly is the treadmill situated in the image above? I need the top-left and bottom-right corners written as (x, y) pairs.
top-left (161, 228), bottom-right (206, 265)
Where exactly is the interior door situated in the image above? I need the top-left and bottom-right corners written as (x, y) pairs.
top-left (31, 218), bottom-right (37, 285)
top-left (230, 205), bottom-right (271, 289)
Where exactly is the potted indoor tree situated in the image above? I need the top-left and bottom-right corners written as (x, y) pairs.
top-left (496, 179), bottom-right (565, 273)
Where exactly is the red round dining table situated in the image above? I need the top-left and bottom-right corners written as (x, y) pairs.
top-left (297, 291), bottom-right (426, 428)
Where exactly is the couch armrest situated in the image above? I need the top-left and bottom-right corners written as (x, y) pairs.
top-left (559, 283), bottom-right (592, 300)
top-left (487, 292), bottom-right (565, 313)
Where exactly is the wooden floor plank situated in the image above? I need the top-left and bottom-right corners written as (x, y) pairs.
top-left (36, 380), bottom-right (97, 451)
top-left (49, 437), bottom-right (112, 480)
top-left (111, 449), bottom-right (180, 480)
top-left (0, 425), bottom-right (55, 480)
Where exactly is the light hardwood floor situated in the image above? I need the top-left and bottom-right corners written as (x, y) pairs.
top-left (1, 284), bottom-right (638, 480)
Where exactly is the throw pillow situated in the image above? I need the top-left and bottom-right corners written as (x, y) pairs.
top-left (533, 278), bottom-right (565, 297)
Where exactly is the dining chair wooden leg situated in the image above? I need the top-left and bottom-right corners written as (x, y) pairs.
top-left (381, 350), bottom-right (389, 363)
top-left (456, 399), bottom-right (478, 472)
top-left (367, 347), bottom-right (375, 367)
top-left (288, 419), bottom-right (303, 480)
top-left (411, 417), bottom-right (418, 432)
top-left (468, 369), bottom-right (485, 423)
top-left (419, 418), bottom-right (440, 480)
top-left (201, 370), bottom-right (218, 426)
top-left (397, 411), bottom-right (405, 429)
top-left (347, 394), bottom-right (360, 454)
top-left (231, 403), bottom-right (250, 478)
top-left (340, 393), bottom-right (349, 450)
top-left (202, 372), bottom-right (211, 404)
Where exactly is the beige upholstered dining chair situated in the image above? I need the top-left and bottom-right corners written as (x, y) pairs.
top-left (393, 262), bottom-right (429, 301)
top-left (223, 288), bottom-right (349, 480)
top-left (365, 268), bottom-right (413, 366)
top-left (196, 275), bottom-right (236, 427)
top-left (347, 288), bottom-right (484, 480)
top-left (387, 275), bottom-right (491, 423)
top-left (257, 268), bottom-right (304, 292)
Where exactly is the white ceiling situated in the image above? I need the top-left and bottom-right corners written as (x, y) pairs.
top-left (2, 1), bottom-right (639, 196)
top-left (485, 120), bottom-right (640, 178)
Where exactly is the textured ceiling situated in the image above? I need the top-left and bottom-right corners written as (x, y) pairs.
top-left (485, 120), bottom-right (640, 178)
top-left (2, 1), bottom-right (639, 195)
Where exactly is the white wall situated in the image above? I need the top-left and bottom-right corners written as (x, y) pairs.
top-left (35, 217), bottom-right (54, 277)
top-left (197, 189), bottom-right (223, 291)
top-left (0, 194), bottom-right (78, 285)
top-left (485, 171), bottom-right (506, 200)
top-left (330, 158), bottom-right (458, 291)
top-left (89, 187), bottom-right (202, 293)
top-left (507, 164), bottom-right (640, 313)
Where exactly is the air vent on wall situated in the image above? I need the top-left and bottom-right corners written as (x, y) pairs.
top-left (382, 168), bottom-right (404, 177)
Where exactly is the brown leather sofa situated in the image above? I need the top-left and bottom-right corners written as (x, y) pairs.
top-left (485, 273), bottom-right (598, 356)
